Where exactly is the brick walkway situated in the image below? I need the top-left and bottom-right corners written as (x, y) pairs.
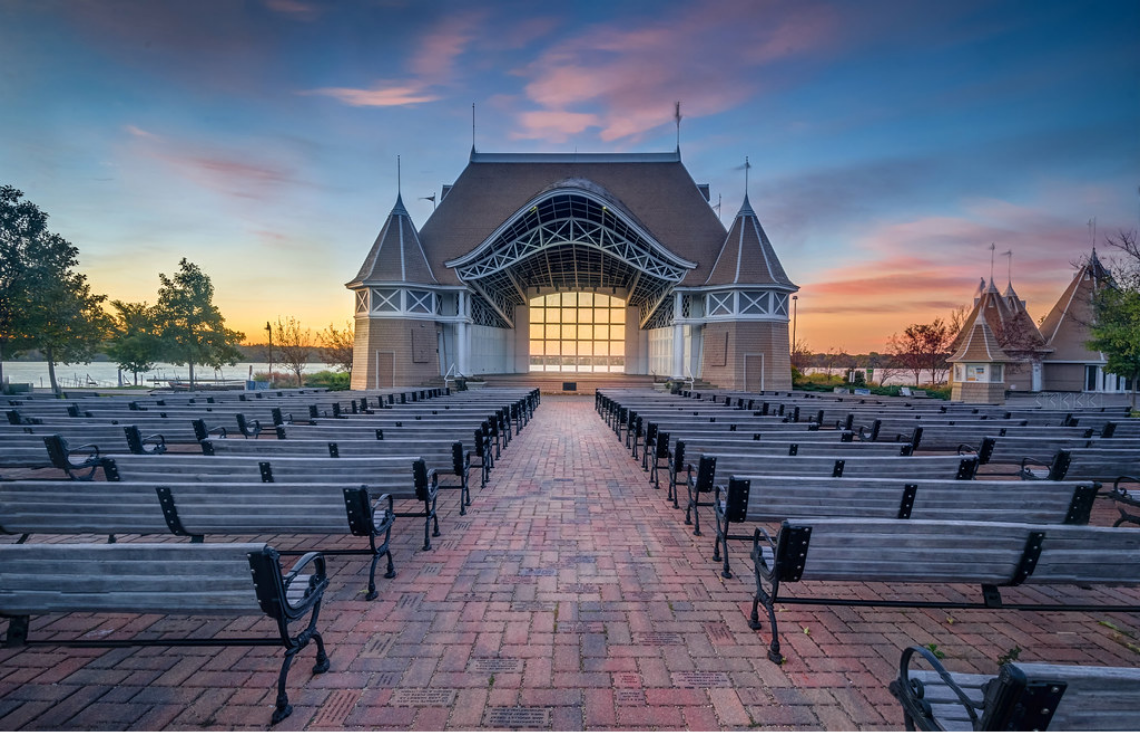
top-left (1, 395), bottom-right (1138, 730)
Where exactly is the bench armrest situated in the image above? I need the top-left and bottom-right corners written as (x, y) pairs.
top-left (891, 645), bottom-right (982, 731)
top-left (371, 493), bottom-right (396, 531)
top-left (1018, 456), bottom-right (1049, 480)
top-left (142, 433), bottom-right (167, 454)
top-left (1109, 476), bottom-right (1140, 505)
top-left (281, 551), bottom-right (328, 615)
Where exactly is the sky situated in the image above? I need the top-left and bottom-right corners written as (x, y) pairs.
top-left (2, 0), bottom-right (1138, 354)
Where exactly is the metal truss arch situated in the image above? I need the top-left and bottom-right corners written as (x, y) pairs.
top-left (446, 188), bottom-right (694, 311)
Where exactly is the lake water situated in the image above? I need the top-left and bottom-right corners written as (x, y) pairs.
top-left (2, 362), bottom-right (337, 390)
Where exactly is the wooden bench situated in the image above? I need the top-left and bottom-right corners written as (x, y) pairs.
top-left (0, 480), bottom-right (396, 600)
top-left (661, 436), bottom-right (907, 506)
top-left (711, 476), bottom-right (1100, 578)
top-left (683, 452), bottom-right (979, 535)
top-left (0, 541), bottom-right (330, 724)
top-left (100, 453), bottom-right (442, 550)
top-left (202, 436), bottom-right (476, 513)
top-left (748, 518), bottom-right (1140, 663)
top-left (890, 644), bottom-right (1140, 730)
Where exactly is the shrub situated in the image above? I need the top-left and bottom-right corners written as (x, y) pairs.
top-left (304, 370), bottom-right (350, 391)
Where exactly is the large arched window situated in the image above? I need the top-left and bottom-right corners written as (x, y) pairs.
top-left (528, 292), bottom-right (626, 372)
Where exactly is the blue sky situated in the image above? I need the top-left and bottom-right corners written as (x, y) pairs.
top-left (2, 0), bottom-right (1137, 352)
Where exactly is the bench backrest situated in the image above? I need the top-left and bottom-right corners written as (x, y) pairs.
top-left (703, 452), bottom-right (977, 480)
top-left (0, 542), bottom-right (270, 615)
top-left (725, 476), bottom-right (1098, 525)
top-left (772, 518), bottom-right (1140, 587)
top-left (907, 661), bottom-right (1140, 731)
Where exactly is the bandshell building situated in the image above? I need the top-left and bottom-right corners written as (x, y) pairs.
top-left (348, 151), bottom-right (797, 391)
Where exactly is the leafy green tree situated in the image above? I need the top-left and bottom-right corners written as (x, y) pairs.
top-left (1088, 230), bottom-right (1140, 408)
top-left (105, 300), bottom-right (161, 386)
top-left (1, 186), bottom-right (52, 387)
top-left (22, 249), bottom-right (111, 394)
top-left (155, 258), bottom-right (244, 389)
top-left (1, 187), bottom-right (110, 394)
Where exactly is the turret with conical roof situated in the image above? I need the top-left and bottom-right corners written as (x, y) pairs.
top-left (704, 194), bottom-right (795, 288)
top-left (347, 193), bottom-right (437, 287)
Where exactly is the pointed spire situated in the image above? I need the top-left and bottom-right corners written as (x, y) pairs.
top-left (347, 171), bottom-right (437, 288)
top-left (704, 178), bottom-right (794, 288)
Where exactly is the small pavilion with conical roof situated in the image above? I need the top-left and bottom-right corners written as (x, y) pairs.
top-left (947, 320), bottom-right (1011, 403)
top-left (951, 277), bottom-right (1052, 393)
top-left (948, 248), bottom-right (1128, 397)
top-left (346, 150), bottom-right (797, 390)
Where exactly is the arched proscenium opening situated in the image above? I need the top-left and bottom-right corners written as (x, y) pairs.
top-left (446, 184), bottom-right (696, 330)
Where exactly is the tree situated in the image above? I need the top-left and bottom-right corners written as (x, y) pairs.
top-left (790, 338), bottom-right (811, 372)
top-left (1, 187), bottom-right (110, 394)
top-left (319, 320), bottom-right (355, 373)
top-left (1088, 229), bottom-right (1140, 408)
top-left (155, 259), bottom-right (244, 389)
top-left (20, 239), bottom-right (111, 394)
top-left (1, 186), bottom-right (56, 387)
top-left (105, 300), bottom-right (161, 386)
top-left (272, 316), bottom-right (315, 385)
top-left (887, 319), bottom-right (954, 386)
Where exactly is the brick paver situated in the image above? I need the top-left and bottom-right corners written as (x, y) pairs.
top-left (1, 394), bottom-right (1138, 730)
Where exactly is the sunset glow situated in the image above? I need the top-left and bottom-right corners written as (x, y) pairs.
top-left (2, 0), bottom-right (1137, 353)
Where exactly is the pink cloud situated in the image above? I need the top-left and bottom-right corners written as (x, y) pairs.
top-left (511, 111), bottom-right (602, 142)
top-left (790, 204), bottom-right (1094, 352)
top-left (127, 130), bottom-right (300, 201)
top-left (125, 124), bottom-right (159, 139)
top-left (300, 84), bottom-right (440, 107)
top-left (410, 12), bottom-right (484, 82)
top-left (513, 1), bottom-right (836, 142)
top-left (302, 12), bottom-right (482, 109)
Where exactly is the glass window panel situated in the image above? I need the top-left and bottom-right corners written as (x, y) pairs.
top-left (527, 291), bottom-right (628, 372)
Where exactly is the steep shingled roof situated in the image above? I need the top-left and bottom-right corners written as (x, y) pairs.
top-left (1039, 251), bottom-right (1110, 363)
top-left (947, 319), bottom-right (1010, 363)
top-left (954, 279), bottom-right (1051, 359)
top-left (416, 152), bottom-right (728, 286)
top-left (347, 194), bottom-right (437, 287)
top-left (704, 194), bottom-right (797, 288)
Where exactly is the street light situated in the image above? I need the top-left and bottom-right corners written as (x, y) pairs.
top-left (265, 321), bottom-right (273, 389)
top-left (791, 295), bottom-right (799, 366)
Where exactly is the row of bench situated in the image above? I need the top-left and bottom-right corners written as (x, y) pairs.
top-left (597, 388), bottom-right (1140, 680)
top-left (0, 386), bottom-right (540, 723)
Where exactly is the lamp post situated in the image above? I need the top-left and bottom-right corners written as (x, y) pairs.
top-left (791, 295), bottom-right (799, 367)
top-left (265, 321), bottom-right (273, 389)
